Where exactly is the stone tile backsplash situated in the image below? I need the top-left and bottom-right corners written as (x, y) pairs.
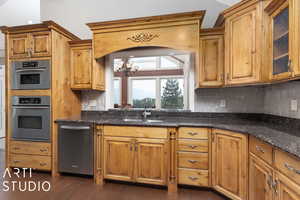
top-left (81, 80), bottom-right (300, 119)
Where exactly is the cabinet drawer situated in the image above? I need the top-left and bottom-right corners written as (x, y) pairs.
top-left (178, 168), bottom-right (209, 186)
top-left (249, 136), bottom-right (273, 165)
top-left (178, 127), bottom-right (209, 139)
top-left (178, 139), bottom-right (208, 152)
top-left (274, 149), bottom-right (300, 185)
top-left (10, 141), bottom-right (51, 156)
top-left (10, 154), bottom-right (51, 171)
top-left (178, 152), bottom-right (208, 170)
top-left (104, 126), bottom-right (167, 139)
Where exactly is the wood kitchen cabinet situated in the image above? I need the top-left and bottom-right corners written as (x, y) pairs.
top-left (103, 136), bottom-right (134, 182)
top-left (212, 129), bottom-right (248, 200)
top-left (69, 40), bottom-right (105, 91)
top-left (9, 31), bottom-right (51, 59)
top-left (274, 172), bottom-right (300, 200)
top-left (249, 154), bottom-right (274, 200)
top-left (199, 28), bottom-right (224, 87)
top-left (103, 126), bottom-right (169, 186)
top-left (223, 0), bottom-right (269, 86)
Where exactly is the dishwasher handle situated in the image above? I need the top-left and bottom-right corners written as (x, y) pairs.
top-left (60, 125), bottom-right (91, 130)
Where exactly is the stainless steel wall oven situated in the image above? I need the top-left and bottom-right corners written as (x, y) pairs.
top-left (12, 60), bottom-right (50, 90)
top-left (12, 96), bottom-right (51, 141)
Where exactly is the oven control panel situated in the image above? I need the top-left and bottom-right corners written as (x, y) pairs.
top-left (12, 96), bottom-right (50, 106)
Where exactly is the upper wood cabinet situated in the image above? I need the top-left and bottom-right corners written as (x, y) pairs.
top-left (199, 28), bottom-right (224, 87)
top-left (265, 0), bottom-right (300, 81)
top-left (69, 40), bottom-right (105, 91)
top-left (212, 129), bottom-right (248, 200)
top-left (9, 31), bottom-right (51, 59)
top-left (223, 0), bottom-right (269, 86)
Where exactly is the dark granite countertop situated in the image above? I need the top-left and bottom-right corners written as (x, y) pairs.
top-left (56, 111), bottom-right (300, 159)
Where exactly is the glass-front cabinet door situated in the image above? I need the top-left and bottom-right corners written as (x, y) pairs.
top-left (269, 1), bottom-right (292, 80)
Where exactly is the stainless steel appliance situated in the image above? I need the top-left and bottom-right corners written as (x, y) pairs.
top-left (58, 122), bottom-right (94, 175)
top-left (12, 60), bottom-right (50, 90)
top-left (12, 96), bottom-right (50, 141)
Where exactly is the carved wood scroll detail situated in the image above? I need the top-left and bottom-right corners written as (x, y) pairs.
top-left (127, 33), bottom-right (159, 43)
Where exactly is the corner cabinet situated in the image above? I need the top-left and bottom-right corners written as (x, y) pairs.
top-left (69, 40), bottom-right (105, 91)
top-left (199, 28), bottom-right (224, 87)
top-left (223, 0), bottom-right (269, 86)
top-left (211, 129), bottom-right (248, 200)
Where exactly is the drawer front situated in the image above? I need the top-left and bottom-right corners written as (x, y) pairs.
top-left (274, 149), bottom-right (300, 185)
top-left (178, 152), bottom-right (208, 170)
top-left (179, 127), bottom-right (209, 139)
top-left (10, 141), bottom-right (51, 156)
top-left (178, 139), bottom-right (208, 152)
top-left (178, 168), bottom-right (209, 186)
top-left (10, 154), bottom-right (51, 171)
top-left (249, 137), bottom-right (273, 165)
top-left (104, 126), bottom-right (167, 139)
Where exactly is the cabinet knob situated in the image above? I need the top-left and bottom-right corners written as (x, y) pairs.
top-left (40, 149), bottom-right (47, 152)
top-left (188, 132), bottom-right (198, 136)
top-left (188, 160), bottom-right (198, 164)
top-left (187, 145), bottom-right (198, 149)
top-left (188, 176), bottom-right (198, 181)
top-left (40, 163), bottom-right (47, 167)
top-left (255, 145), bottom-right (265, 153)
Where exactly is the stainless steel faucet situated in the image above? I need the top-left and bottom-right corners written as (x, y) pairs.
top-left (142, 108), bottom-right (151, 120)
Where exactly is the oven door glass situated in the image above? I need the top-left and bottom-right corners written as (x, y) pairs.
top-left (12, 107), bottom-right (50, 141)
top-left (20, 74), bottom-right (41, 85)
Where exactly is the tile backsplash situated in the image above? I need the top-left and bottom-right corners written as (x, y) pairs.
top-left (81, 80), bottom-right (300, 119)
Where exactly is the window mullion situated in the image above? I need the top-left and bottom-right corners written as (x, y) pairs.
top-left (156, 77), bottom-right (161, 109)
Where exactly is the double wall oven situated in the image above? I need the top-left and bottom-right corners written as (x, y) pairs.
top-left (11, 59), bottom-right (51, 141)
top-left (12, 96), bottom-right (50, 141)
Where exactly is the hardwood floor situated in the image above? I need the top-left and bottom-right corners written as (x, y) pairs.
top-left (0, 150), bottom-right (227, 200)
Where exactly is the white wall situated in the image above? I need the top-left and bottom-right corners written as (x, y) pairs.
top-left (41, 0), bottom-right (229, 39)
top-left (0, 0), bottom-right (40, 50)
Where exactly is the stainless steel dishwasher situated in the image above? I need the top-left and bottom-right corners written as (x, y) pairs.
top-left (58, 122), bottom-right (94, 175)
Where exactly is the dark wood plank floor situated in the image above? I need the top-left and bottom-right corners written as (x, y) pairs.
top-left (0, 150), bottom-right (228, 200)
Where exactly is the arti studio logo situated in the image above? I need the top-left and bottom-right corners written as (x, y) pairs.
top-left (2, 168), bottom-right (51, 192)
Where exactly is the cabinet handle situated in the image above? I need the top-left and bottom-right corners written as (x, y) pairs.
top-left (272, 179), bottom-right (278, 195)
top-left (226, 73), bottom-right (230, 81)
top-left (284, 163), bottom-right (300, 175)
top-left (27, 48), bottom-right (31, 57)
top-left (40, 149), bottom-right (47, 152)
top-left (255, 146), bottom-right (265, 153)
top-left (188, 160), bottom-right (198, 164)
top-left (288, 60), bottom-right (293, 72)
top-left (40, 163), bottom-right (47, 167)
top-left (188, 176), bottom-right (198, 181)
top-left (188, 145), bottom-right (198, 149)
top-left (130, 144), bottom-right (133, 151)
top-left (220, 74), bottom-right (224, 81)
top-left (188, 132), bottom-right (198, 136)
top-left (267, 175), bottom-right (272, 189)
top-left (13, 147), bottom-right (20, 150)
top-left (13, 160), bottom-right (20, 164)
top-left (134, 143), bottom-right (138, 152)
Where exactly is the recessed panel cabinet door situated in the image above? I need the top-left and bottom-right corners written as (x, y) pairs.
top-left (212, 129), bottom-right (248, 200)
top-left (31, 31), bottom-right (51, 57)
top-left (199, 34), bottom-right (224, 87)
top-left (225, 6), bottom-right (260, 85)
top-left (249, 154), bottom-right (273, 200)
top-left (134, 138), bottom-right (168, 185)
top-left (103, 137), bottom-right (134, 181)
top-left (9, 33), bottom-right (30, 58)
top-left (275, 172), bottom-right (300, 200)
top-left (70, 47), bottom-right (92, 89)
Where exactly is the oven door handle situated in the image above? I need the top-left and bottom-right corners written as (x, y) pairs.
top-left (60, 125), bottom-right (91, 130)
top-left (15, 68), bottom-right (46, 72)
top-left (13, 106), bottom-right (49, 109)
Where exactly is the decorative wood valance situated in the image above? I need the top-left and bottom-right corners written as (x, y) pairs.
top-left (87, 11), bottom-right (205, 59)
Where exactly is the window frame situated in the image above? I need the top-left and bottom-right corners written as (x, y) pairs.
top-left (113, 77), bottom-right (122, 106)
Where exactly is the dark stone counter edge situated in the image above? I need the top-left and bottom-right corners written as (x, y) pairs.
top-left (55, 119), bottom-right (300, 159)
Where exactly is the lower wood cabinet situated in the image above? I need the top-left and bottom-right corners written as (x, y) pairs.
top-left (249, 153), bottom-right (274, 200)
top-left (103, 136), bottom-right (168, 185)
top-left (275, 171), bottom-right (300, 200)
top-left (212, 129), bottom-right (248, 200)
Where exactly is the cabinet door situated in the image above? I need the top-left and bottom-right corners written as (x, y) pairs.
top-left (92, 57), bottom-right (105, 91)
top-left (70, 47), bottom-right (92, 89)
top-left (249, 154), bottom-right (274, 200)
top-left (103, 137), bottom-right (134, 181)
top-left (294, 0), bottom-right (300, 76)
top-left (225, 5), bottom-right (260, 85)
top-left (31, 31), bottom-right (51, 57)
top-left (9, 33), bottom-right (30, 58)
top-left (212, 129), bottom-right (248, 200)
top-left (134, 138), bottom-right (168, 185)
top-left (199, 34), bottom-right (224, 87)
top-left (275, 172), bottom-right (300, 200)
